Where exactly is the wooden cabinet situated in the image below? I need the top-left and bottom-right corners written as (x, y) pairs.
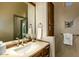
top-left (32, 45), bottom-right (50, 57)
top-left (47, 2), bottom-right (54, 36)
top-left (42, 45), bottom-right (50, 57)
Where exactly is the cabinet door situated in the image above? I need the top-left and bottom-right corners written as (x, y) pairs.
top-left (42, 45), bottom-right (50, 57)
top-left (32, 50), bottom-right (42, 57)
top-left (48, 2), bottom-right (54, 36)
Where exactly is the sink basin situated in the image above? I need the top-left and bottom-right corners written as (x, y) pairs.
top-left (1, 41), bottom-right (49, 57)
top-left (5, 42), bottom-right (40, 56)
top-left (14, 42), bottom-right (39, 54)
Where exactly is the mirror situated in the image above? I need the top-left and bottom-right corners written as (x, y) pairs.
top-left (0, 2), bottom-right (36, 42)
top-left (14, 2), bottom-right (36, 40)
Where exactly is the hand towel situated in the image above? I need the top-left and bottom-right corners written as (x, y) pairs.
top-left (63, 33), bottom-right (73, 45)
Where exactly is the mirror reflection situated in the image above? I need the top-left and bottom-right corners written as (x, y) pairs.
top-left (0, 2), bottom-right (36, 42)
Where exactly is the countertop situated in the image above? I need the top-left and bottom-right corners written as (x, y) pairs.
top-left (0, 40), bottom-right (49, 57)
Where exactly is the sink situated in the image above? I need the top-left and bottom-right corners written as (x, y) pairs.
top-left (5, 42), bottom-right (40, 56)
top-left (14, 42), bottom-right (40, 54)
top-left (1, 41), bottom-right (49, 57)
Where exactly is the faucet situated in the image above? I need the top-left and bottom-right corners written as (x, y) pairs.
top-left (16, 37), bottom-right (20, 47)
top-left (16, 37), bottom-right (24, 46)
top-left (21, 40), bottom-right (24, 46)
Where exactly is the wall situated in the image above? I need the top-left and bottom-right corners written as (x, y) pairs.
top-left (36, 2), bottom-right (55, 57)
top-left (0, 2), bottom-right (27, 42)
top-left (28, 3), bottom-right (35, 35)
top-left (54, 2), bottom-right (79, 56)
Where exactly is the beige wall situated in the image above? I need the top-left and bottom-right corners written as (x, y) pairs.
top-left (54, 2), bottom-right (79, 56)
top-left (0, 2), bottom-right (27, 42)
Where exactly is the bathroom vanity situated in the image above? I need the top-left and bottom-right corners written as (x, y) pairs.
top-left (32, 43), bottom-right (50, 57)
top-left (0, 40), bottom-right (50, 57)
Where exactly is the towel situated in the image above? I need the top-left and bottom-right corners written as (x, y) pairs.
top-left (28, 28), bottom-right (33, 37)
top-left (36, 27), bottom-right (42, 39)
top-left (63, 33), bottom-right (73, 45)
